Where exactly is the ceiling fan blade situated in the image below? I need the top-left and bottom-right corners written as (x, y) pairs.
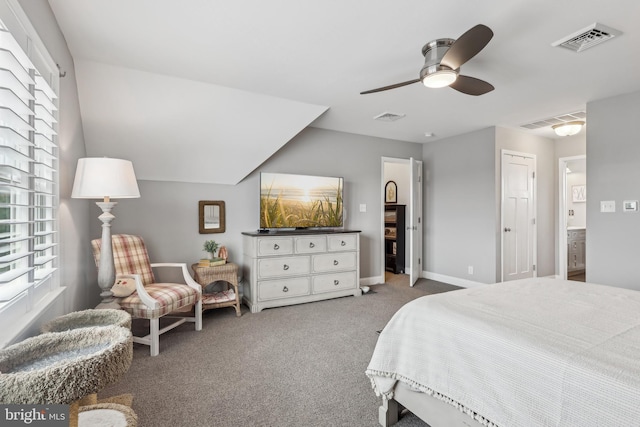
top-left (360, 79), bottom-right (421, 95)
top-left (449, 75), bottom-right (494, 96)
top-left (441, 24), bottom-right (493, 70)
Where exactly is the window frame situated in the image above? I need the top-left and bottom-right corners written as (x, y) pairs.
top-left (0, 0), bottom-right (61, 347)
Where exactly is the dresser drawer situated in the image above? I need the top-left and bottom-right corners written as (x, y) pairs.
top-left (258, 256), bottom-right (310, 279)
top-left (327, 234), bottom-right (358, 252)
top-left (312, 252), bottom-right (357, 273)
top-left (312, 271), bottom-right (357, 294)
top-left (257, 237), bottom-right (294, 256)
top-left (295, 236), bottom-right (327, 254)
top-left (258, 277), bottom-right (310, 301)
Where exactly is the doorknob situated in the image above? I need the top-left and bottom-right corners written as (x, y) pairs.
top-left (504, 227), bottom-right (512, 232)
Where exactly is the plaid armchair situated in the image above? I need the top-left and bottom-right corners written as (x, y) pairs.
top-left (92, 234), bottom-right (202, 356)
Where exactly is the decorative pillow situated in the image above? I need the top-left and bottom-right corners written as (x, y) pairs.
top-left (111, 278), bottom-right (136, 297)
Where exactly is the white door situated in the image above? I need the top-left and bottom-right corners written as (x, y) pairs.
top-left (501, 150), bottom-right (536, 282)
top-left (409, 158), bottom-right (423, 286)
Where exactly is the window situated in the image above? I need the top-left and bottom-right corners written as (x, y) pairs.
top-left (0, 15), bottom-right (59, 342)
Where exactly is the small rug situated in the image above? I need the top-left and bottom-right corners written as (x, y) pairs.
top-left (78, 403), bottom-right (137, 427)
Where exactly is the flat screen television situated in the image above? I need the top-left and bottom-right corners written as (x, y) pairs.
top-left (260, 172), bottom-right (344, 230)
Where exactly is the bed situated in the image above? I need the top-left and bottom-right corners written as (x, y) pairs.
top-left (366, 277), bottom-right (640, 427)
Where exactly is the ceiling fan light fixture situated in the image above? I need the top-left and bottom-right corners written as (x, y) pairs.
top-left (422, 69), bottom-right (458, 88)
top-left (552, 120), bottom-right (585, 136)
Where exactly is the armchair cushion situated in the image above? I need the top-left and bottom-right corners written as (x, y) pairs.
top-left (119, 283), bottom-right (198, 319)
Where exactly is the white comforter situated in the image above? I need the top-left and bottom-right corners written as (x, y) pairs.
top-left (366, 278), bottom-right (640, 427)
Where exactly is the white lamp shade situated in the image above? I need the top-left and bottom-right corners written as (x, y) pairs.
top-left (72, 157), bottom-right (141, 199)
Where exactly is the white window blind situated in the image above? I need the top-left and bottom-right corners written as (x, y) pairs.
top-left (0, 19), bottom-right (58, 319)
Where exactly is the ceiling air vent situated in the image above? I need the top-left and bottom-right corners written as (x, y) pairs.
top-left (374, 112), bottom-right (405, 122)
top-left (552, 23), bottom-right (622, 53)
top-left (521, 111), bottom-right (586, 130)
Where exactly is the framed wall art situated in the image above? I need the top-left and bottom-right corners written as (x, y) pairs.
top-left (572, 185), bottom-right (586, 202)
top-left (199, 200), bottom-right (226, 233)
top-left (385, 180), bottom-right (397, 204)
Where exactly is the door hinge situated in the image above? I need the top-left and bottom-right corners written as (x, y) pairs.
top-left (532, 218), bottom-right (536, 225)
top-left (532, 171), bottom-right (535, 179)
top-left (533, 265), bottom-right (536, 271)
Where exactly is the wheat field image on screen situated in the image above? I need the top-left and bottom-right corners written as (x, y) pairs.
top-left (260, 174), bottom-right (343, 228)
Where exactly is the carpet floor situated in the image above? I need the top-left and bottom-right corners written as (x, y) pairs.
top-left (102, 274), bottom-right (459, 426)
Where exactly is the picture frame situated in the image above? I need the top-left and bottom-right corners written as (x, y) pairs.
top-left (385, 180), bottom-right (397, 204)
top-left (199, 200), bottom-right (226, 233)
top-left (572, 185), bottom-right (586, 202)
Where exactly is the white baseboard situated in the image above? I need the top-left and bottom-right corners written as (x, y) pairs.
top-left (362, 272), bottom-right (485, 288)
top-left (422, 271), bottom-right (485, 288)
top-left (360, 275), bottom-right (384, 286)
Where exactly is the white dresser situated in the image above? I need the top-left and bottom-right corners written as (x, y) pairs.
top-left (242, 231), bottom-right (361, 313)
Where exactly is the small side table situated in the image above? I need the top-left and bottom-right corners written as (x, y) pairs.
top-left (191, 262), bottom-right (242, 317)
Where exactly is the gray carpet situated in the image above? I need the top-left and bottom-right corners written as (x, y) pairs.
top-left (102, 274), bottom-right (459, 426)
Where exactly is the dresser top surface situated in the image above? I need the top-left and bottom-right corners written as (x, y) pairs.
top-left (242, 229), bottom-right (361, 237)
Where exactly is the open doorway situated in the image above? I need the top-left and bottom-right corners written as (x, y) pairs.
top-left (558, 155), bottom-right (587, 281)
top-left (381, 157), bottom-right (423, 286)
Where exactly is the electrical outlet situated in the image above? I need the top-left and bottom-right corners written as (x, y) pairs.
top-left (359, 204), bottom-right (366, 213)
top-left (468, 266), bottom-right (474, 275)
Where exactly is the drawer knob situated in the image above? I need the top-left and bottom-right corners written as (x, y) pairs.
top-left (274, 244), bottom-right (280, 250)
top-left (283, 264), bottom-right (289, 270)
top-left (334, 280), bottom-right (339, 286)
top-left (333, 260), bottom-right (339, 266)
top-left (309, 242), bottom-right (315, 248)
top-left (283, 286), bottom-right (289, 292)
top-left (341, 240), bottom-right (346, 246)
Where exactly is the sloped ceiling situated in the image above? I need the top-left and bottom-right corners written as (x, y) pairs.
top-left (74, 60), bottom-right (327, 184)
top-left (48, 0), bottom-right (640, 184)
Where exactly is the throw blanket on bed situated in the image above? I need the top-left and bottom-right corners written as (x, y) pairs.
top-left (366, 278), bottom-right (640, 427)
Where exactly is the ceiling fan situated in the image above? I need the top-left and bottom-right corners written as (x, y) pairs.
top-left (360, 24), bottom-right (494, 96)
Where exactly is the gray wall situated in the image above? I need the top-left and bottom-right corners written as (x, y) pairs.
top-left (422, 128), bottom-right (497, 284)
top-left (586, 90), bottom-right (640, 289)
top-left (8, 0), bottom-right (94, 342)
top-left (421, 126), bottom-right (556, 285)
top-left (111, 127), bottom-right (423, 284)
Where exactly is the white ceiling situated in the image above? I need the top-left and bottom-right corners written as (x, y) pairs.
top-left (47, 0), bottom-right (640, 184)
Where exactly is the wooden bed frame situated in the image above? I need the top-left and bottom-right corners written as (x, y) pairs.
top-left (378, 382), bottom-right (485, 427)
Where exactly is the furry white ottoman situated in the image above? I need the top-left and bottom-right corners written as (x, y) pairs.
top-left (42, 309), bottom-right (132, 333)
top-left (0, 326), bottom-right (132, 404)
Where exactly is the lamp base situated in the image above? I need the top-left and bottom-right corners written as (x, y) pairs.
top-left (96, 201), bottom-right (119, 308)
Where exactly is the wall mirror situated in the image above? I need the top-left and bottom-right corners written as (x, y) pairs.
top-left (199, 200), bottom-right (225, 233)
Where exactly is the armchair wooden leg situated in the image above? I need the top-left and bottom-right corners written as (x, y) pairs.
top-left (150, 318), bottom-right (160, 357)
top-left (194, 300), bottom-right (202, 331)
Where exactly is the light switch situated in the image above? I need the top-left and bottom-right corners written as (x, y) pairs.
top-left (359, 204), bottom-right (366, 213)
top-left (600, 201), bottom-right (616, 213)
top-left (623, 200), bottom-right (638, 212)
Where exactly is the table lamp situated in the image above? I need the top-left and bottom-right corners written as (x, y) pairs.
top-left (72, 157), bottom-right (140, 308)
